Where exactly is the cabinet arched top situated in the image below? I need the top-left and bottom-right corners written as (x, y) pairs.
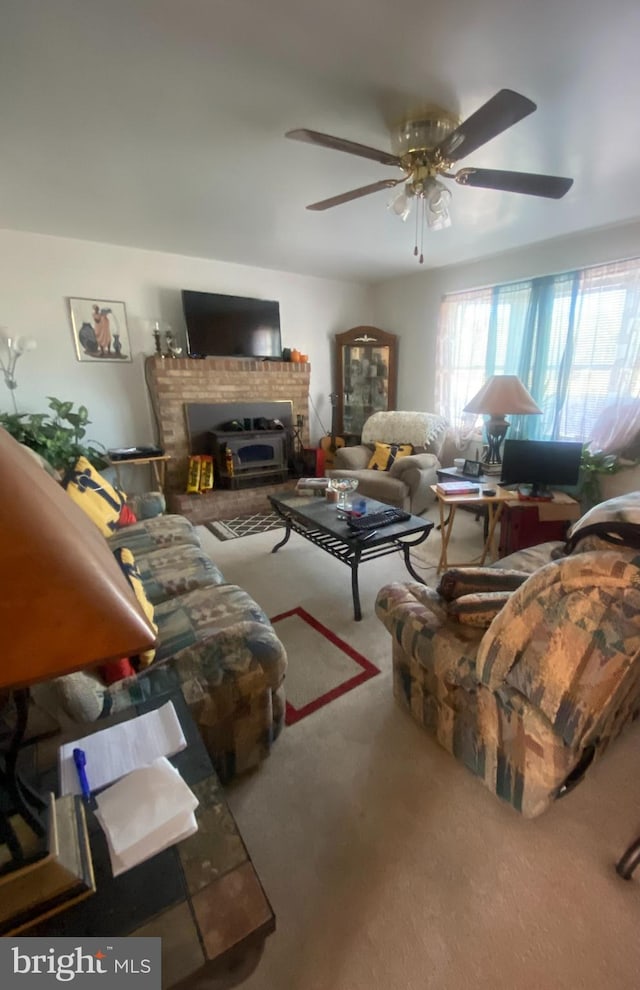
top-left (334, 326), bottom-right (398, 348)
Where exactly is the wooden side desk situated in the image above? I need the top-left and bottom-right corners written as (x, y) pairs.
top-left (435, 471), bottom-right (581, 562)
top-left (431, 484), bottom-right (515, 573)
top-left (107, 454), bottom-right (170, 493)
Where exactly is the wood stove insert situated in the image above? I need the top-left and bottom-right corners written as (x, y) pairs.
top-left (210, 428), bottom-right (289, 488)
top-left (187, 401), bottom-right (294, 489)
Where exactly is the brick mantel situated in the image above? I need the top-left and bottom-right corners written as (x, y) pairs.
top-left (145, 356), bottom-right (311, 517)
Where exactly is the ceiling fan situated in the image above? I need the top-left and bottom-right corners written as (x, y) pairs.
top-left (285, 89), bottom-right (573, 263)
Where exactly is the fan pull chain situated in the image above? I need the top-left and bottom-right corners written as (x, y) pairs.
top-left (413, 195), bottom-right (419, 257)
top-left (419, 196), bottom-right (425, 264)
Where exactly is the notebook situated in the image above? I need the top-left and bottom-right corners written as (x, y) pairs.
top-left (58, 701), bottom-right (187, 797)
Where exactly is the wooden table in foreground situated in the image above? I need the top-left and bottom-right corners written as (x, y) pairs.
top-left (268, 492), bottom-right (433, 621)
top-left (32, 691), bottom-right (275, 990)
top-left (431, 484), bottom-right (515, 573)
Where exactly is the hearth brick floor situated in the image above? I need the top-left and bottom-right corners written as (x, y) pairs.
top-left (169, 478), bottom-right (297, 523)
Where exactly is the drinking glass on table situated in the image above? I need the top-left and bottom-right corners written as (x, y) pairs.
top-left (329, 477), bottom-right (359, 512)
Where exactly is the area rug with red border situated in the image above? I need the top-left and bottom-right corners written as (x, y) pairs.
top-left (271, 607), bottom-right (380, 725)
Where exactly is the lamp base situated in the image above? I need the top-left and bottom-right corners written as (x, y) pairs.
top-left (0, 688), bottom-right (47, 871)
top-left (0, 689), bottom-right (96, 932)
top-left (0, 793), bottom-right (95, 935)
top-left (482, 416), bottom-right (510, 466)
top-left (0, 688), bottom-right (48, 873)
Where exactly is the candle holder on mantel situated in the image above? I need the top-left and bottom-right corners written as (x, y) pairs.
top-left (152, 321), bottom-right (164, 358)
top-left (164, 328), bottom-right (182, 359)
top-left (150, 321), bottom-right (182, 359)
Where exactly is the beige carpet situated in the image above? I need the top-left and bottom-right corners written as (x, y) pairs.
top-left (271, 608), bottom-right (379, 724)
top-left (198, 507), bottom-right (640, 990)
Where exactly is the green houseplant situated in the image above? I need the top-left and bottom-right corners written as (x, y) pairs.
top-left (579, 446), bottom-right (635, 508)
top-left (0, 396), bottom-right (107, 472)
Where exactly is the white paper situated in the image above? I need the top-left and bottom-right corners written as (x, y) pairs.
top-left (94, 758), bottom-right (198, 854)
top-left (94, 758), bottom-right (199, 876)
top-left (107, 811), bottom-right (198, 876)
top-left (58, 701), bottom-right (187, 796)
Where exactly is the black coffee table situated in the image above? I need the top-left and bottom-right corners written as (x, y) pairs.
top-left (268, 492), bottom-right (432, 621)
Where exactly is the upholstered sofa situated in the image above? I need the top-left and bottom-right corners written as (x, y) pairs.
top-left (375, 492), bottom-right (640, 818)
top-left (8, 434), bottom-right (288, 782)
top-left (326, 411), bottom-right (452, 514)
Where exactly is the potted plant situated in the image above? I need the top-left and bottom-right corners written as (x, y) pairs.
top-left (579, 446), bottom-right (639, 508)
top-left (0, 396), bottom-right (107, 472)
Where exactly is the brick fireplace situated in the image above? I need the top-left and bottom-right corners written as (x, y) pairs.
top-left (145, 356), bottom-right (311, 522)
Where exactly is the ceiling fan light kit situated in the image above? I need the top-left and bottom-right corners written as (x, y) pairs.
top-left (390, 107), bottom-right (461, 157)
top-left (387, 188), bottom-right (412, 221)
top-left (286, 89), bottom-right (574, 264)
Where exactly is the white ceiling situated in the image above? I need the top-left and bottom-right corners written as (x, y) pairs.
top-left (2, 0), bottom-right (640, 282)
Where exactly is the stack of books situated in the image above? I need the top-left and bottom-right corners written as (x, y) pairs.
top-left (295, 477), bottom-right (329, 496)
top-left (483, 463), bottom-right (503, 477)
top-left (435, 480), bottom-right (482, 496)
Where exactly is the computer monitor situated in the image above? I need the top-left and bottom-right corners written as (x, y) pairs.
top-left (500, 439), bottom-right (583, 497)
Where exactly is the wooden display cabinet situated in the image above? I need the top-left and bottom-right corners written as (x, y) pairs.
top-left (334, 326), bottom-right (397, 439)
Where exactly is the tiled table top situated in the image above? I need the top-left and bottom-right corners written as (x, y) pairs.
top-left (31, 691), bottom-right (275, 988)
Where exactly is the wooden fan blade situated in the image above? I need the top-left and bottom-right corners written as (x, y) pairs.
top-left (454, 167), bottom-right (573, 199)
top-left (286, 128), bottom-right (401, 167)
top-left (436, 90), bottom-right (537, 163)
top-left (306, 178), bottom-right (403, 211)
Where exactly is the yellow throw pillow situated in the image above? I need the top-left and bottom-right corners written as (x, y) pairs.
top-left (113, 547), bottom-right (157, 668)
top-left (367, 441), bottom-right (413, 471)
top-left (65, 457), bottom-right (126, 536)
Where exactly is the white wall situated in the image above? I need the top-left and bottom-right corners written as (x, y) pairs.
top-left (371, 219), bottom-right (640, 412)
top-left (4, 219), bottom-right (638, 454)
top-left (0, 229), bottom-right (372, 450)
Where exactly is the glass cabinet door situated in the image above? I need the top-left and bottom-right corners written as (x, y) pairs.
top-left (335, 327), bottom-right (397, 439)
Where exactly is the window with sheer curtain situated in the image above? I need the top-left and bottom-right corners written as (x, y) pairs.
top-left (436, 258), bottom-right (640, 451)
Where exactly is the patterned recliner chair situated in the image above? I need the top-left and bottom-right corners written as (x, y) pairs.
top-left (375, 492), bottom-right (640, 818)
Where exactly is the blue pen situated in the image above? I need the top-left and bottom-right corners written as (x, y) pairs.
top-left (73, 747), bottom-right (91, 800)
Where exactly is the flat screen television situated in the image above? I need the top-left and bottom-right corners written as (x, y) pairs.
top-left (182, 290), bottom-right (282, 359)
top-left (500, 439), bottom-right (583, 496)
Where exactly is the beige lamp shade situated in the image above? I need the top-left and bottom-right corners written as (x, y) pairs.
top-left (0, 429), bottom-right (157, 691)
top-left (463, 376), bottom-right (542, 466)
top-left (463, 375), bottom-right (542, 416)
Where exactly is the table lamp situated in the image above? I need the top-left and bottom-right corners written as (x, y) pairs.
top-left (0, 429), bottom-right (157, 871)
top-left (463, 375), bottom-right (542, 466)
